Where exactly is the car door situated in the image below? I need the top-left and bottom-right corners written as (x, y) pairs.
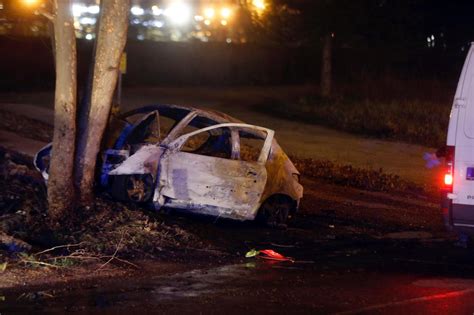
top-left (155, 123), bottom-right (274, 220)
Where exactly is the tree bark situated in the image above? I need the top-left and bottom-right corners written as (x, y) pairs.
top-left (75, 0), bottom-right (129, 204)
top-left (48, 0), bottom-right (77, 222)
top-left (320, 33), bottom-right (332, 98)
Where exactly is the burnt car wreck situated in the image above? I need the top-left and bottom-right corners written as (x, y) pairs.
top-left (35, 104), bottom-right (303, 226)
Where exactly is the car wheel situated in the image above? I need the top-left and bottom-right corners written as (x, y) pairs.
top-left (111, 174), bottom-right (154, 203)
top-left (257, 196), bottom-right (293, 228)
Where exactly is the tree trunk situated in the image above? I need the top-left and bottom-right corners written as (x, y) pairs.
top-left (48, 0), bottom-right (77, 222)
top-left (75, 0), bottom-right (129, 204)
top-left (320, 33), bottom-right (332, 98)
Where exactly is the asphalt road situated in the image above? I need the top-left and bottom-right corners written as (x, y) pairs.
top-left (3, 228), bottom-right (474, 314)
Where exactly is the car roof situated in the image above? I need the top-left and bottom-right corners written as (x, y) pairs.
top-left (119, 103), bottom-right (242, 127)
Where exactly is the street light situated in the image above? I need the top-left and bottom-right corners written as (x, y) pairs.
top-left (252, 0), bottom-right (266, 11)
top-left (203, 7), bottom-right (215, 19)
top-left (165, 1), bottom-right (191, 25)
top-left (220, 7), bottom-right (231, 19)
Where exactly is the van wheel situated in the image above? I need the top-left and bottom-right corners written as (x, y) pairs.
top-left (111, 174), bottom-right (154, 203)
top-left (257, 196), bottom-right (292, 228)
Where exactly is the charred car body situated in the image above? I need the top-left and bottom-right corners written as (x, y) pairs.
top-left (35, 104), bottom-right (303, 225)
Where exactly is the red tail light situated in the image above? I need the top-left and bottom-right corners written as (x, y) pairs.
top-left (443, 146), bottom-right (454, 191)
top-left (444, 173), bottom-right (453, 186)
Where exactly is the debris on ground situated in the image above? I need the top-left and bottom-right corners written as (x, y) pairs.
top-left (245, 249), bottom-right (294, 262)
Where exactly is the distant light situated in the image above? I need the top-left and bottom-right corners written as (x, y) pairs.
top-left (0, 3), bottom-right (3, 9)
top-left (137, 34), bottom-right (145, 40)
top-left (165, 2), bottom-right (191, 25)
top-left (427, 37), bottom-right (431, 43)
top-left (152, 20), bottom-right (164, 28)
top-left (220, 20), bottom-right (227, 26)
top-left (221, 7), bottom-right (231, 19)
top-left (79, 17), bottom-right (96, 25)
top-left (226, 38), bottom-right (232, 44)
top-left (131, 6), bottom-right (144, 16)
top-left (88, 5), bottom-right (100, 14)
top-left (21, 0), bottom-right (39, 7)
top-left (431, 35), bottom-right (435, 41)
top-left (204, 7), bottom-right (215, 19)
top-left (194, 15), bottom-right (204, 21)
top-left (72, 3), bottom-right (87, 17)
top-left (252, 0), bottom-right (266, 11)
top-left (204, 19), bottom-right (211, 26)
top-left (151, 5), bottom-right (163, 16)
top-left (85, 33), bottom-right (93, 40)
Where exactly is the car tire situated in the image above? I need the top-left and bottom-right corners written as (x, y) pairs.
top-left (110, 174), bottom-right (154, 203)
top-left (257, 196), bottom-right (293, 228)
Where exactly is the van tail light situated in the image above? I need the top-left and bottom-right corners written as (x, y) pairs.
top-left (443, 146), bottom-right (454, 191)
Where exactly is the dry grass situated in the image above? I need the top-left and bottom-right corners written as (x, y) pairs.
top-left (258, 96), bottom-right (450, 148)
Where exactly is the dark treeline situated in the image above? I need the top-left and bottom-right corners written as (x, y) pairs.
top-left (0, 37), bottom-right (465, 95)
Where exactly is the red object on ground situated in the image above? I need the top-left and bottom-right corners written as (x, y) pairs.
top-left (259, 249), bottom-right (293, 262)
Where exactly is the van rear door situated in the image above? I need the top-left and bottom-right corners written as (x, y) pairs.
top-left (449, 44), bottom-right (474, 225)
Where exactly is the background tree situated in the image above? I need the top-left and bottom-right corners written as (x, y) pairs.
top-left (243, 0), bottom-right (430, 98)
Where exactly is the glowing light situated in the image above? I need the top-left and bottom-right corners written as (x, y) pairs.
top-left (165, 2), bottom-right (191, 25)
top-left (194, 15), bottom-right (204, 21)
top-left (221, 7), bottom-right (231, 19)
top-left (204, 7), bottom-right (215, 19)
top-left (444, 174), bottom-right (453, 186)
top-left (204, 19), bottom-right (211, 26)
top-left (226, 38), bottom-right (232, 44)
top-left (72, 3), bottom-right (87, 17)
top-left (87, 5), bottom-right (99, 14)
top-left (151, 5), bottom-right (163, 16)
top-left (21, 0), bottom-right (39, 7)
top-left (79, 17), bottom-right (96, 25)
top-left (220, 19), bottom-right (227, 26)
top-left (131, 5), bottom-right (144, 16)
top-left (85, 33), bottom-right (93, 40)
top-left (152, 20), bottom-right (164, 28)
top-left (252, 0), bottom-right (266, 11)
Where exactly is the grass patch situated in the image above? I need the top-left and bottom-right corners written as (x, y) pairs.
top-left (291, 156), bottom-right (430, 196)
top-left (257, 96), bottom-right (450, 148)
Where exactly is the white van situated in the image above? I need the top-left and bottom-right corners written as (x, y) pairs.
top-left (442, 44), bottom-right (474, 236)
